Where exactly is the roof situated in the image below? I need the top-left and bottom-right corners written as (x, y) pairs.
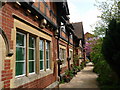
top-left (71, 22), bottom-right (84, 39)
top-left (84, 32), bottom-right (95, 39)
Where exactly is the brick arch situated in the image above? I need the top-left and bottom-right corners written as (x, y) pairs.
top-left (0, 28), bottom-right (13, 88)
top-left (0, 28), bottom-right (10, 56)
top-left (0, 29), bottom-right (7, 89)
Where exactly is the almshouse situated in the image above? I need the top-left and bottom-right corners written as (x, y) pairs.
top-left (0, 0), bottom-right (85, 89)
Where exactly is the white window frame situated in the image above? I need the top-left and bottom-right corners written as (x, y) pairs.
top-left (39, 39), bottom-right (44, 71)
top-left (29, 36), bottom-right (35, 75)
top-left (46, 41), bottom-right (50, 70)
top-left (15, 32), bottom-right (26, 77)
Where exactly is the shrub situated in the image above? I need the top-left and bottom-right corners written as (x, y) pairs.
top-left (91, 37), bottom-right (120, 88)
top-left (102, 19), bottom-right (120, 77)
top-left (65, 69), bottom-right (74, 78)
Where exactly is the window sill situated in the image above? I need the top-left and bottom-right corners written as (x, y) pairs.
top-left (38, 69), bottom-right (53, 78)
top-left (14, 73), bottom-right (38, 88)
top-left (60, 63), bottom-right (67, 68)
top-left (14, 69), bottom-right (53, 88)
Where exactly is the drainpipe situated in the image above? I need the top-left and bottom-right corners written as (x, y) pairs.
top-left (57, 33), bottom-right (61, 80)
top-left (55, 28), bottom-right (61, 81)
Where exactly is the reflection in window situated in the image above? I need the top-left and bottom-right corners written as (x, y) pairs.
top-left (40, 40), bottom-right (44, 70)
top-left (16, 32), bottom-right (26, 76)
top-left (46, 41), bottom-right (50, 69)
top-left (29, 36), bottom-right (35, 74)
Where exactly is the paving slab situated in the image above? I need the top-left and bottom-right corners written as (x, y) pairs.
top-left (59, 62), bottom-right (100, 89)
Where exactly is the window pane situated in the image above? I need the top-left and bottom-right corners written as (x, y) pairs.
top-left (40, 61), bottom-right (43, 70)
top-left (46, 41), bottom-right (50, 69)
top-left (16, 32), bottom-right (26, 76)
top-left (29, 49), bottom-right (34, 60)
top-left (46, 60), bottom-right (49, 69)
top-left (40, 40), bottom-right (44, 50)
top-left (29, 36), bottom-right (35, 48)
top-left (40, 50), bottom-right (43, 60)
top-left (29, 61), bottom-right (35, 73)
top-left (46, 41), bottom-right (50, 49)
top-left (16, 33), bottom-right (24, 46)
top-left (16, 62), bottom-right (25, 76)
top-left (16, 47), bottom-right (25, 61)
top-left (46, 51), bottom-right (49, 59)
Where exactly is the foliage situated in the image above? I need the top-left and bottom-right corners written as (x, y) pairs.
top-left (95, 0), bottom-right (120, 24)
top-left (92, 21), bottom-right (106, 37)
top-left (80, 61), bottom-right (86, 69)
top-left (73, 65), bottom-right (81, 72)
top-left (92, 0), bottom-right (120, 37)
top-left (90, 0), bottom-right (120, 88)
top-left (91, 38), bottom-right (103, 64)
top-left (65, 69), bottom-right (74, 78)
top-left (59, 79), bottom-right (65, 84)
top-left (85, 32), bottom-right (98, 60)
top-left (102, 19), bottom-right (120, 77)
top-left (91, 38), bottom-right (120, 89)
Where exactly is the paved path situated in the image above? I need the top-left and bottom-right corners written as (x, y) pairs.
top-left (59, 62), bottom-right (99, 88)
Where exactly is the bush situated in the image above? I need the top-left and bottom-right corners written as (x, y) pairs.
top-left (80, 61), bottom-right (85, 69)
top-left (102, 19), bottom-right (120, 77)
top-left (73, 65), bottom-right (81, 72)
top-left (91, 38), bottom-right (120, 88)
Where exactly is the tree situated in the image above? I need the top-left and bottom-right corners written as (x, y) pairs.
top-left (95, 0), bottom-right (120, 24)
top-left (102, 19), bottom-right (120, 77)
top-left (92, 21), bottom-right (106, 37)
top-left (92, 0), bottom-right (120, 37)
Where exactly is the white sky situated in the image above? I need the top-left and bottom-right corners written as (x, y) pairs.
top-left (68, 0), bottom-right (103, 33)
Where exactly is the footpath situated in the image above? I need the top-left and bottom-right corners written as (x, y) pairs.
top-left (59, 62), bottom-right (99, 89)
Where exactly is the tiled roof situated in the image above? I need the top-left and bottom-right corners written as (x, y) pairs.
top-left (71, 22), bottom-right (84, 39)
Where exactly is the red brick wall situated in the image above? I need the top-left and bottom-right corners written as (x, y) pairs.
top-left (70, 38), bottom-right (73, 44)
top-left (33, 2), bottom-right (57, 24)
top-left (52, 31), bottom-right (58, 80)
top-left (60, 66), bottom-right (67, 74)
top-left (17, 74), bottom-right (56, 88)
top-left (61, 32), bottom-right (68, 41)
top-left (1, 59), bottom-right (13, 88)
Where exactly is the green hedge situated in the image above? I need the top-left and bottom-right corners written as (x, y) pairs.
top-left (91, 38), bottom-right (120, 89)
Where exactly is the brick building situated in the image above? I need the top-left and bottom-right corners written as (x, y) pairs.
top-left (72, 22), bottom-right (85, 66)
top-left (0, 1), bottom-right (85, 89)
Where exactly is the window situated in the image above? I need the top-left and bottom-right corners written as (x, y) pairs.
top-left (16, 32), bottom-right (26, 76)
top-left (70, 51), bottom-right (73, 59)
top-left (69, 50), bottom-right (73, 64)
top-left (40, 40), bottom-right (44, 70)
top-left (70, 33), bottom-right (73, 39)
top-left (46, 41), bottom-right (50, 69)
top-left (16, 31), bottom-right (51, 77)
top-left (29, 36), bottom-right (35, 74)
top-left (60, 48), bottom-right (66, 63)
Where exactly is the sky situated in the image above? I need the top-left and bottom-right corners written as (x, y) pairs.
top-left (67, 0), bottom-right (102, 34)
